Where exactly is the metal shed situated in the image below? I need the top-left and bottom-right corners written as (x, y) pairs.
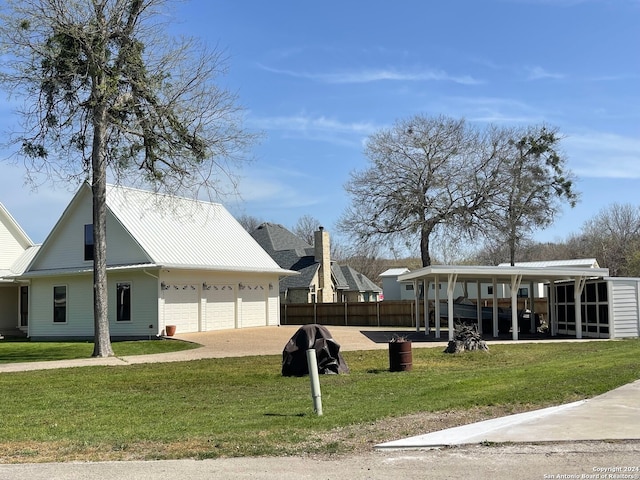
top-left (397, 265), bottom-right (622, 341)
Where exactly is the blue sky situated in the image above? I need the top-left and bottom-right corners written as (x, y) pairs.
top-left (1, 0), bottom-right (639, 253)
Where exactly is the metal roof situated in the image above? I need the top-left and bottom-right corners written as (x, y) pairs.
top-left (379, 268), bottom-right (411, 277)
top-left (398, 264), bottom-right (610, 283)
top-left (105, 185), bottom-right (292, 275)
top-left (497, 258), bottom-right (600, 269)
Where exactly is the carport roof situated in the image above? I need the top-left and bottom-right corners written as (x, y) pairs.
top-left (397, 264), bottom-right (610, 284)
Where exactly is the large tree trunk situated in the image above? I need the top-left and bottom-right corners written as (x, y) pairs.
top-left (420, 223), bottom-right (434, 267)
top-left (91, 103), bottom-right (114, 358)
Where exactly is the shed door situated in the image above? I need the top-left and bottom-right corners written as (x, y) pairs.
top-left (239, 285), bottom-right (267, 328)
top-left (163, 284), bottom-right (199, 333)
top-left (204, 285), bottom-right (236, 331)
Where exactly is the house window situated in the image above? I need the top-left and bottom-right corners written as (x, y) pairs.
top-left (53, 285), bottom-right (67, 323)
top-left (116, 282), bottom-right (131, 322)
top-left (405, 284), bottom-right (414, 291)
top-left (518, 287), bottom-right (529, 298)
top-left (84, 224), bottom-right (94, 261)
top-left (487, 286), bottom-right (494, 295)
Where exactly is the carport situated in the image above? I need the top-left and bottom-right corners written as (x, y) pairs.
top-left (398, 265), bottom-right (610, 341)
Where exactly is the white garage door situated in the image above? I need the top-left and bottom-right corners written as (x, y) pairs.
top-left (163, 284), bottom-right (199, 333)
top-left (239, 286), bottom-right (267, 328)
top-left (204, 285), bottom-right (236, 331)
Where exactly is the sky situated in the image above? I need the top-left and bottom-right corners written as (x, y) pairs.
top-left (1, 0), bottom-right (639, 255)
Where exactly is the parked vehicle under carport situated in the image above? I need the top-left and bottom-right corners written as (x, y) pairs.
top-left (429, 297), bottom-right (540, 335)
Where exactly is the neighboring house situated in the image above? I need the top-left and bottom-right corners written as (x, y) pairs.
top-left (12, 183), bottom-right (293, 340)
top-left (250, 223), bottom-right (381, 303)
top-left (0, 203), bottom-right (39, 336)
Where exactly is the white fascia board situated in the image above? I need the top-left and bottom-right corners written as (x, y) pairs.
top-left (398, 265), bottom-right (610, 283)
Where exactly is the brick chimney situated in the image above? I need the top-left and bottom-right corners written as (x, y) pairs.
top-left (314, 226), bottom-right (333, 302)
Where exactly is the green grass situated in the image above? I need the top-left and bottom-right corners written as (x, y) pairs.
top-left (0, 339), bottom-right (638, 462)
top-left (0, 338), bottom-right (198, 364)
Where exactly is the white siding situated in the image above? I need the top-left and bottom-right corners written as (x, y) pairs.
top-left (29, 271), bottom-right (159, 339)
top-left (267, 289), bottom-right (280, 326)
top-left (0, 228), bottom-right (24, 270)
top-left (30, 191), bottom-right (151, 272)
top-left (610, 279), bottom-right (640, 339)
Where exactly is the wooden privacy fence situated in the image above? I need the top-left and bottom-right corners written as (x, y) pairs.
top-left (281, 301), bottom-right (423, 327)
top-left (280, 299), bottom-right (549, 327)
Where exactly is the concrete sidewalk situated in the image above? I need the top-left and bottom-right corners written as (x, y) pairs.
top-left (377, 378), bottom-right (640, 449)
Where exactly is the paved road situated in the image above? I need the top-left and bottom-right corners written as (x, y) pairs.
top-left (1, 442), bottom-right (639, 480)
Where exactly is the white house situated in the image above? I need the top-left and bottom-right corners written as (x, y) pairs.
top-left (14, 183), bottom-right (294, 340)
top-left (0, 203), bottom-right (39, 336)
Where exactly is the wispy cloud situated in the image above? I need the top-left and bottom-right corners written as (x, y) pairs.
top-left (525, 65), bottom-right (566, 81)
top-left (248, 114), bottom-right (380, 148)
top-left (565, 131), bottom-right (640, 179)
top-left (442, 96), bottom-right (549, 125)
top-left (259, 64), bottom-right (483, 85)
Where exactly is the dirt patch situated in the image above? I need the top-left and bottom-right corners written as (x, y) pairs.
top-left (0, 405), bottom-right (529, 464)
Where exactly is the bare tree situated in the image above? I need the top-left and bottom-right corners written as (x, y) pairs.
top-left (483, 125), bottom-right (578, 265)
top-left (339, 114), bottom-right (504, 267)
top-left (0, 0), bottom-right (257, 356)
top-left (292, 214), bottom-right (321, 246)
top-left (237, 214), bottom-right (265, 233)
top-left (580, 203), bottom-right (640, 276)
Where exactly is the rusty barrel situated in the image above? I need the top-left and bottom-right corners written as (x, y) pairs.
top-left (388, 341), bottom-right (413, 372)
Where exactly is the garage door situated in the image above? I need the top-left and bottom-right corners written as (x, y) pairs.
top-left (163, 284), bottom-right (199, 333)
top-left (204, 285), bottom-right (236, 331)
top-left (239, 285), bottom-right (267, 328)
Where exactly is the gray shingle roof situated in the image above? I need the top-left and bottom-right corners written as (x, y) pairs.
top-left (339, 265), bottom-right (382, 293)
top-left (250, 222), bottom-right (381, 294)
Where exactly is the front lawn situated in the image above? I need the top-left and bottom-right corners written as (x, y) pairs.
top-left (0, 339), bottom-right (638, 463)
top-left (0, 338), bottom-right (199, 364)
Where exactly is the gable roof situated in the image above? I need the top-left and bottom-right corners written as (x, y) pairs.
top-left (338, 265), bottom-right (382, 293)
top-left (0, 202), bottom-right (33, 250)
top-left (106, 185), bottom-right (289, 273)
top-left (250, 223), bottom-right (313, 265)
top-left (25, 183), bottom-right (292, 275)
top-left (0, 202), bottom-right (37, 282)
top-left (251, 222), bottom-right (381, 293)
top-left (380, 267), bottom-right (411, 278)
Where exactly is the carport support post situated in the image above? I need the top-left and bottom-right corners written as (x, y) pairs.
top-left (434, 275), bottom-right (441, 339)
top-left (447, 274), bottom-right (458, 342)
top-left (574, 276), bottom-right (587, 339)
top-left (511, 274), bottom-right (523, 341)
top-left (306, 349), bottom-right (323, 416)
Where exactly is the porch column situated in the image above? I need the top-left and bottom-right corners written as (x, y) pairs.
top-left (476, 280), bottom-right (482, 334)
top-left (511, 274), bottom-right (523, 341)
top-left (447, 273), bottom-right (458, 341)
top-left (422, 279), bottom-right (429, 335)
top-left (492, 277), bottom-right (499, 338)
top-left (413, 280), bottom-right (420, 332)
top-left (574, 276), bottom-right (587, 339)
top-left (434, 275), bottom-right (441, 339)
top-left (549, 281), bottom-right (557, 337)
